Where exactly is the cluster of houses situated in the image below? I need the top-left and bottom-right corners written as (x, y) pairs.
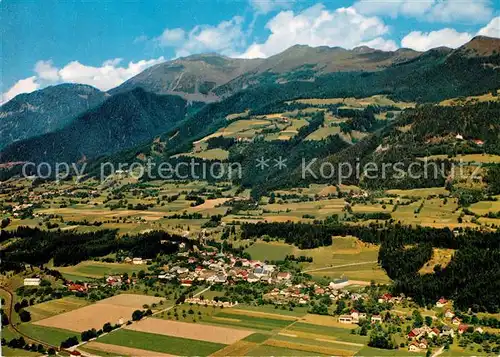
top-left (339, 310), bottom-right (383, 324)
top-left (265, 286), bottom-right (311, 305)
top-left (339, 309), bottom-right (382, 324)
top-left (63, 274), bottom-right (138, 292)
top-left (157, 249), bottom-right (294, 287)
top-left (264, 280), bottom-right (368, 306)
top-left (123, 257), bottom-right (150, 265)
top-left (184, 297), bottom-right (238, 308)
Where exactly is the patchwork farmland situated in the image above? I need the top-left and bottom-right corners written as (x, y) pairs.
top-left (33, 294), bottom-right (163, 332)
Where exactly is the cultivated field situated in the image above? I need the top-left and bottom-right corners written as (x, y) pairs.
top-left (126, 318), bottom-right (253, 344)
top-left (26, 296), bottom-right (89, 322)
top-left (290, 95), bottom-right (415, 109)
top-left (84, 341), bottom-right (176, 357)
top-left (97, 329), bottom-right (226, 356)
top-left (34, 294), bottom-right (163, 332)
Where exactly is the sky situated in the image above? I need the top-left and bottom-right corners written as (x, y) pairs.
top-left (1, 0), bottom-right (499, 103)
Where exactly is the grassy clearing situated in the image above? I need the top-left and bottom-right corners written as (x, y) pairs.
top-left (290, 95), bottom-right (414, 109)
top-left (386, 187), bottom-right (449, 197)
top-left (439, 90), bottom-right (500, 106)
top-left (98, 329), bottom-right (226, 357)
top-left (419, 248), bottom-right (455, 274)
top-left (309, 262), bottom-right (390, 283)
top-left (418, 154), bottom-right (500, 164)
top-left (55, 261), bottom-right (146, 279)
top-left (391, 197), bottom-right (467, 229)
top-left (17, 323), bottom-right (78, 346)
top-left (305, 125), bottom-right (341, 140)
top-left (244, 241), bottom-right (295, 261)
top-left (174, 148), bottom-right (229, 161)
top-left (469, 198), bottom-right (500, 215)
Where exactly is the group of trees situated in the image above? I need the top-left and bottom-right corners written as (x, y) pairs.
top-left (0, 227), bottom-right (191, 270)
top-left (132, 308), bottom-right (152, 321)
top-left (3, 337), bottom-right (53, 355)
top-left (60, 336), bottom-right (78, 348)
top-left (81, 322), bottom-right (119, 341)
top-left (240, 221), bottom-right (500, 250)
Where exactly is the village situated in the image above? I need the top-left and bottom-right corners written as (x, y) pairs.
top-left (19, 240), bottom-right (500, 355)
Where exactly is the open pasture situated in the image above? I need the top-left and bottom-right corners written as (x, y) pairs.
top-left (419, 248), bottom-right (455, 274)
top-left (290, 95), bottom-right (415, 109)
top-left (308, 261), bottom-right (391, 283)
top-left (469, 198), bottom-right (500, 215)
top-left (391, 197), bottom-right (475, 228)
top-left (56, 261), bottom-right (146, 279)
top-left (34, 294), bottom-right (163, 332)
top-left (244, 241), bottom-right (295, 261)
top-left (386, 187), bottom-right (449, 197)
top-left (261, 198), bottom-right (346, 218)
top-left (305, 125), bottom-right (341, 140)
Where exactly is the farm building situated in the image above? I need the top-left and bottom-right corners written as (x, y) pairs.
top-left (23, 278), bottom-right (41, 286)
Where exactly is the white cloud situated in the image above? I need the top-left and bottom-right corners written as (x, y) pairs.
top-left (359, 38), bottom-right (399, 51)
top-left (477, 16), bottom-right (500, 38)
top-left (427, 0), bottom-right (493, 23)
top-left (156, 28), bottom-right (186, 47)
top-left (1, 76), bottom-right (40, 104)
top-left (239, 4), bottom-right (396, 58)
top-left (1, 57), bottom-right (165, 104)
top-left (354, 0), bottom-right (433, 18)
top-left (249, 0), bottom-right (294, 14)
top-left (156, 16), bottom-right (246, 58)
top-left (57, 57), bottom-right (165, 91)
top-left (354, 0), bottom-right (493, 23)
top-left (401, 28), bottom-right (473, 51)
top-left (34, 60), bottom-right (59, 81)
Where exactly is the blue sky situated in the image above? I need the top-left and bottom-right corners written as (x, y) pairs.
top-left (1, 0), bottom-right (499, 103)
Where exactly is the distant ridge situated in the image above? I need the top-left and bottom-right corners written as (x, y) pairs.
top-left (0, 84), bottom-right (108, 149)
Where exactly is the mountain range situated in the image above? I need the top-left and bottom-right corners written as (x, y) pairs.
top-left (1, 36), bottom-right (499, 185)
top-left (0, 84), bottom-right (108, 149)
top-left (111, 44), bottom-right (421, 102)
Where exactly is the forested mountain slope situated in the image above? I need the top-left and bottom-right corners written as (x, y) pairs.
top-left (0, 84), bottom-right (107, 149)
top-left (0, 89), bottom-right (192, 164)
